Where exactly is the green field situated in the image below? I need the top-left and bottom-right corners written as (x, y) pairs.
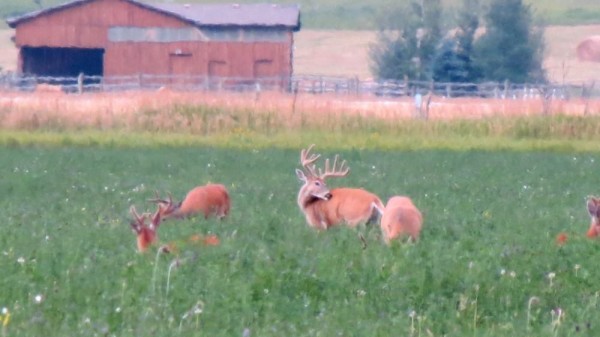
top-left (2, 145), bottom-right (600, 336)
top-left (1, 0), bottom-right (600, 29)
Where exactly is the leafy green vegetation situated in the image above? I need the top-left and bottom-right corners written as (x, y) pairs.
top-left (1, 146), bottom-right (600, 336)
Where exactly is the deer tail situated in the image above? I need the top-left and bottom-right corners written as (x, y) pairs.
top-left (372, 199), bottom-right (385, 216)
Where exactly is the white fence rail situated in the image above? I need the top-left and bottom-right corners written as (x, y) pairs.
top-left (0, 72), bottom-right (597, 100)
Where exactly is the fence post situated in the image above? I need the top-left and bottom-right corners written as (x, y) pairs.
top-left (582, 81), bottom-right (596, 116)
top-left (319, 76), bottom-right (324, 94)
top-left (414, 92), bottom-right (422, 119)
top-left (77, 72), bottom-right (84, 94)
top-left (291, 82), bottom-right (299, 115)
top-left (254, 82), bottom-right (261, 102)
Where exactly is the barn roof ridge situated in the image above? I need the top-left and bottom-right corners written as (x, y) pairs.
top-left (6, 0), bottom-right (301, 30)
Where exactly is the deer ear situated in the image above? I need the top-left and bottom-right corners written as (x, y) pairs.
top-left (296, 169), bottom-right (307, 182)
top-left (587, 197), bottom-right (599, 217)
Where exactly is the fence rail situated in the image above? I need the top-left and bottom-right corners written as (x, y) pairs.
top-left (0, 72), bottom-right (598, 100)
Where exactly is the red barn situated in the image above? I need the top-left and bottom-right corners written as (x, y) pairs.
top-left (7, 0), bottom-right (300, 87)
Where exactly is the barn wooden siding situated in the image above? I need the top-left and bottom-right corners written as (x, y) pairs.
top-left (8, 0), bottom-right (299, 81)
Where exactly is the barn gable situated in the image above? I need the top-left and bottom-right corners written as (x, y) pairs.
top-left (6, 0), bottom-right (301, 85)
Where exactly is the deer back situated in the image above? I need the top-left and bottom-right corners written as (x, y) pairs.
top-left (380, 196), bottom-right (423, 244)
top-left (301, 187), bottom-right (383, 229)
top-left (153, 184), bottom-right (230, 220)
top-left (179, 184), bottom-right (230, 219)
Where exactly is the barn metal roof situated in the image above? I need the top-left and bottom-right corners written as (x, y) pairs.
top-left (152, 3), bottom-right (300, 29)
top-left (6, 0), bottom-right (301, 30)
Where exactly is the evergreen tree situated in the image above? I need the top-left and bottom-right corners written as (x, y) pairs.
top-left (432, 0), bottom-right (481, 83)
top-left (474, 0), bottom-right (546, 83)
top-left (370, 0), bottom-right (443, 81)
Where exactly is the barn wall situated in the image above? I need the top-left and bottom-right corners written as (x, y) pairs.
top-left (104, 40), bottom-right (293, 78)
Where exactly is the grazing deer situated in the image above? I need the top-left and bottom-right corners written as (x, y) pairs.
top-left (129, 205), bottom-right (162, 253)
top-left (295, 144), bottom-right (384, 230)
top-left (586, 196), bottom-right (600, 238)
top-left (380, 196), bottom-right (423, 244)
top-left (150, 184), bottom-right (230, 221)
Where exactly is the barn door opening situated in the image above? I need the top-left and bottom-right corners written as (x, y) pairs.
top-left (169, 51), bottom-right (193, 89)
top-left (21, 47), bottom-right (104, 78)
top-left (208, 60), bottom-right (227, 90)
top-left (253, 59), bottom-right (275, 88)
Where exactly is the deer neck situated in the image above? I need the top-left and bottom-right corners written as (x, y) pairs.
top-left (297, 185), bottom-right (329, 229)
top-left (297, 184), bottom-right (322, 209)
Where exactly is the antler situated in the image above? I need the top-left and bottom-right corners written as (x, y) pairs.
top-left (300, 144), bottom-right (350, 180)
top-left (318, 154), bottom-right (349, 179)
top-left (149, 204), bottom-right (162, 230)
top-left (148, 190), bottom-right (178, 215)
top-left (148, 190), bottom-right (173, 205)
top-left (300, 144), bottom-right (320, 178)
top-left (129, 205), bottom-right (146, 233)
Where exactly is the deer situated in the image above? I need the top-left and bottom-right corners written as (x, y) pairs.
top-left (129, 203), bottom-right (221, 253)
top-left (380, 196), bottom-right (423, 244)
top-left (149, 184), bottom-right (230, 221)
top-left (295, 144), bottom-right (384, 230)
top-left (586, 196), bottom-right (600, 238)
top-left (129, 204), bottom-right (162, 253)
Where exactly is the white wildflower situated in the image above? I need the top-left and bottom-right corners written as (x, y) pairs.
top-left (34, 294), bottom-right (43, 303)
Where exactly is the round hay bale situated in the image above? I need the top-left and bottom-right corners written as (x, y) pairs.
top-left (576, 36), bottom-right (600, 62)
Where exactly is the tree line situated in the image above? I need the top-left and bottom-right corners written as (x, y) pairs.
top-left (370, 0), bottom-right (546, 84)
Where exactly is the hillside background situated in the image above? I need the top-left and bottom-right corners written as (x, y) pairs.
top-left (2, 0), bottom-right (600, 28)
top-left (0, 0), bottom-right (599, 83)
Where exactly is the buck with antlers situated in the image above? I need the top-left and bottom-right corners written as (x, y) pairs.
top-left (150, 184), bottom-right (230, 221)
top-left (295, 144), bottom-right (384, 230)
top-left (129, 204), bottom-right (163, 253)
top-left (380, 196), bottom-right (423, 244)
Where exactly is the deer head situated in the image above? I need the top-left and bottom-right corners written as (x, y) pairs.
top-left (129, 204), bottom-right (161, 252)
top-left (295, 144), bottom-right (350, 203)
top-left (587, 196), bottom-right (600, 238)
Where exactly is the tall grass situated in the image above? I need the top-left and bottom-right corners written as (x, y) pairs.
top-left (1, 91), bottom-right (600, 152)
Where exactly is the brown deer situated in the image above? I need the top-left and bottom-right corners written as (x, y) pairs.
top-left (380, 196), bottom-right (423, 244)
top-left (295, 144), bottom-right (384, 230)
top-left (129, 204), bottom-right (162, 253)
top-left (586, 196), bottom-right (600, 238)
top-left (150, 184), bottom-right (230, 221)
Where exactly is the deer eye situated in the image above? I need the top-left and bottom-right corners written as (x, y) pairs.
top-left (314, 181), bottom-right (321, 186)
